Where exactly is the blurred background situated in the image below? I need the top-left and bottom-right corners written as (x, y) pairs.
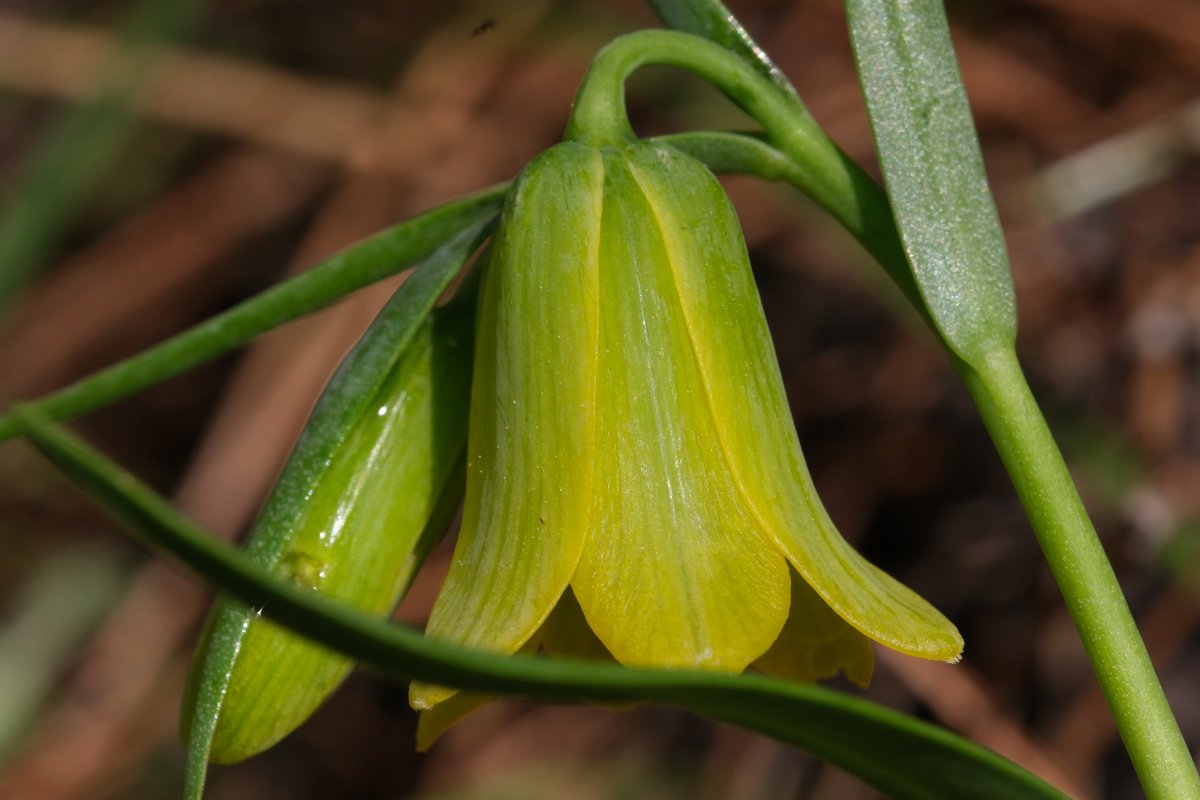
top-left (1, 0), bottom-right (1199, 797)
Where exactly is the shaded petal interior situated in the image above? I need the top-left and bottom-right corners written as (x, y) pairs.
top-left (754, 568), bottom-right (875, 687)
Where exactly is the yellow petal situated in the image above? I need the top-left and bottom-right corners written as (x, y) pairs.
top-left (412, 143), bottom-right (604, 710)
top-left (754, 570), bottom-right (875, 688)
top-left (626, 142), bottom-right (962, 662)
top-left (570, 147), bottom-right (790, 672)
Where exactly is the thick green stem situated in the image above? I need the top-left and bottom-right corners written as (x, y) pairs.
top-left (964, 349), bottom-right (1200, 800)
top-left (565, 31), bottom-right (878, 234)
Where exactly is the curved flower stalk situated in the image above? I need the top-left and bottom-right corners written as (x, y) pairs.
top-left (410, 138), bottom-right (962, 716)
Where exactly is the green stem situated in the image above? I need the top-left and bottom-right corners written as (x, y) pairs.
top-left (564, 30), bottom-right (929, 328)
top-left (646, 0), bottom-right (801, 100)
top-left (965, 349), bottom-right (1200, 800)
top-left (565, 30), bottom-right (863, 226)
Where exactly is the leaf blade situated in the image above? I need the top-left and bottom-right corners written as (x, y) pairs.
top-left (846, 0), bottom-right (1016, 364)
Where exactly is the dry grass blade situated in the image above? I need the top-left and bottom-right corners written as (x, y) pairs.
top-left (0, 11), bottom-right (386, 169)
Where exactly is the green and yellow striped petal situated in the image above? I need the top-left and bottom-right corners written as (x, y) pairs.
top-left (570, 147), bottom-right (790, 671)
top-left (624, 142), bottom-right (962, 662)
top-left (411, 143), bottom-right (604, 710)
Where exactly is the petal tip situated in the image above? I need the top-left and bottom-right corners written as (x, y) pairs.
top-left (922, 633), bottom-right (965, 664)
top-left (409, 682), bottom-right (455, 711)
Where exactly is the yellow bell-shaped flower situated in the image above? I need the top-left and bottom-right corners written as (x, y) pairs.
top-left (411, 139), bottom-right (961, 714)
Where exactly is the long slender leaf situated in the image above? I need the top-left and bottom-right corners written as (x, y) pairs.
top-left (846, 0), bottom-right (1016, 365)
top-left (0, 184), bottom-right (507, 442)
top-left (15, 409), bottom-right (1069, 800)
top-left (659, 130), bottom-right (801, 183)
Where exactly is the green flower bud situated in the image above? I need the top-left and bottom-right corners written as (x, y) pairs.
top-left (184, 303), bottom-right (473, 763)
top-left (411, 139), bottom-right (962, 715)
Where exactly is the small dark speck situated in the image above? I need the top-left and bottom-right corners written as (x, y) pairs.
top-left (539, 516), bottom-right (545, 525)
top-left (471, 18), bottom-right (496, 37)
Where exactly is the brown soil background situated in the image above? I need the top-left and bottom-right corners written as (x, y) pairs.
top-left (1, 1), bottom-right (1199, 798)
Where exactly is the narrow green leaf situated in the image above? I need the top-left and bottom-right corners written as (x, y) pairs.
top-left (13, 416), bottom-right (1069, 800)
top-left (181, 220), bottom-right (487, 795)
top-left (846, 0), bottom-right (1016, 364)
top-left (657, 131), bottom-right (807, 183)
top-left (0, 185), bottom-right (508, 442)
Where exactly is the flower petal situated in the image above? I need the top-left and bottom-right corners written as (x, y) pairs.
top-left (625, 142), bottom-right (962, 662)
top-left (411, 143), bottom-right (604, 710)
top-left (570, 147), bottom-right (791, 672)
